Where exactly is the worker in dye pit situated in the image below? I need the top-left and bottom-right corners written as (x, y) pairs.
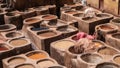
top-left (84, 7), bottom-right (97, 18)
top-left (73, 0), bottom-right (86, 5)
top-left (81, 0), bottom-right (86, 6)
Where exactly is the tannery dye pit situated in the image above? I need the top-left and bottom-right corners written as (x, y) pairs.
top-left (1, 0), bottom-right (120, 68)
top-left (9, 39), bottom-right (28, 46)
top-left (5, 32), bottom-right (22, 38)
top-left (38, 31), bottom-right (57, 37)
top-left (8, 57), bottom-right (26, 65)
top-left (26, 52), bottom-right (47, 60)
top-left (96, 62), bottom-right (119, 68)
top-left (15, 64), bottom-right (35, 68)
top-left (54, 40), bottom-right (75, 50)
top-left (0, 43), bottom-right (9, 51)
top-left (80, 53), bottom-right (103, 64)
top-left (37, 59), bottom-right (56, 67)
top-left (99, 25), bottom-right (114, 30)
top-left (98, 47), bottom-right (118, 55)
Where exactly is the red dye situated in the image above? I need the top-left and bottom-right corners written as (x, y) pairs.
top-left (0, 46), bottom-right (8, 51)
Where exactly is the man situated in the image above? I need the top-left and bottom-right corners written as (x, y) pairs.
top-left (84, 7), bottom-right (95, 17)
top-left (81, 0), bottom-right (86, 6)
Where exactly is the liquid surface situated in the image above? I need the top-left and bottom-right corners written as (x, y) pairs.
top-left (81, 54), bottom-right (103, 63)
top-left (25, 18), bottom-right (40, 24)
top-left (73, 13), bottom-right (84, 17)
top-left (57, 27), bottom-right (75, 32)
top-left (6, 32), bottom-right (21, 38)
top-left (0, 25), bottom-right (10, 30)
top-left (54, 40), bottom-right (74, 50)
top-left (100, 25), bottom-right (114, 30)
top-left (114, 56), bottom-right (120, 64)
top-left (43, 15), bottom-right (56, 20)
top-left (112, 34), bottom-right (120, 39)
top-left (0, 44), bottom-right (8, 51)
top-left (16, 64), bottom-right (35, 68)
top-left (98, 47), bottom-right (118, 55)
top-left (38, 32), bottom-right (56, 37)
top-left (48, 66), bottom-right (63, 68)
top-left (96, 14), bottom-right (109, 18)
top-left (9, 57), bottom-right (26, 65)
top-left (10, 39), bottom-right (28, 46)
top-left (38, 60), bottom-right (55, 68)
top-left (65, 11), bottom-right (77, 14)
top-left (96, 63), bottom-right (119, 68)
top-left (27, 52), bottom-right (47, 60)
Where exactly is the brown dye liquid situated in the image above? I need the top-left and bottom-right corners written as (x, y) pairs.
top-left (66, 11), bottom-right (77, 14)
top-left (114, 56), bottom-right (120, 64)
top-left (98, 47), bottom-right (118, 55)
top-left (43, 15), bottom-right (56, 20)
top-left (96, 14), bottom-right (109, 18)
top-left (100, 25), bottom-right (114, 30)
top-left (0, 25), bottom-right (10, 30)
top-left (38, 32), bottom-right (56, 37)
top-left (16, 64), bottom-right (35, 68)
top-left (25, 18), bottom-right (40, 24)
top-left (54, 40), bottom-right (74, 50)
top-left (96, 63), bottom-right (119, 68)
top-left (57, 27), bottom-right (74, 32)
top-left (38, 60), bottom-right (55, 68)
top-left (6, 32), bottom-right (21, 38)
top-left (112, 19), bottom-right (120, 23)
top-left (0, 10), bottom-right (3, 13)
top-left (10, 39), bottom-right (28, 46)
top-left (48, 66), bottom-right (63, 68)
top-left (73, 13), bottom-right (84, 17)
top-left (6, 13), bottom-right (16, 16)
top-left (112, 34), bottom-right (120, 39)
top-left (8, 57), bottom-right (26, 65)
top-left (82, 17), bottom-right (96, 21)
top-left (0, 44), bottom-right (8, 51)
top-left (27, 52), bottom-right (47, 60)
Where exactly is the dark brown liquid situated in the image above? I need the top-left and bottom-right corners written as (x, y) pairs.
top-left (48, 66), bottom-right (63, 68)
top-left (100, 25), bottom-right (114, 30)
top-left (25, 18), bottom-right (40, 24)
top-left (66, 11), bottom-right (77, 14)
top-left (42, 15), bottom-right (56, 20)
top-left (38, 32), bottom-right (56, 37)
top-left (0, 10), bottom-right (3, 13)
top-left (73, 13), bottom-right (84, 17)
top-left (96, 63), bottom-right (119, 68)
top-left (0, 25), bottom-right (10, 30)
top-left (112, 34), bottom-right (120, 39)
top-left (96, 14), bottom-right (109, 18)
top-left (112, 18), bottom-right (120, 23)
top-left (82, 17), bottom-right (96, 21)
top-left (27, 52), bottom-right (47, 60)
top-left (6, 32), bottom-right (21, 38)
top-left (69, 46), bottom-right (82, 54)
top-left (6, 13), bottom-right (16, 16)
